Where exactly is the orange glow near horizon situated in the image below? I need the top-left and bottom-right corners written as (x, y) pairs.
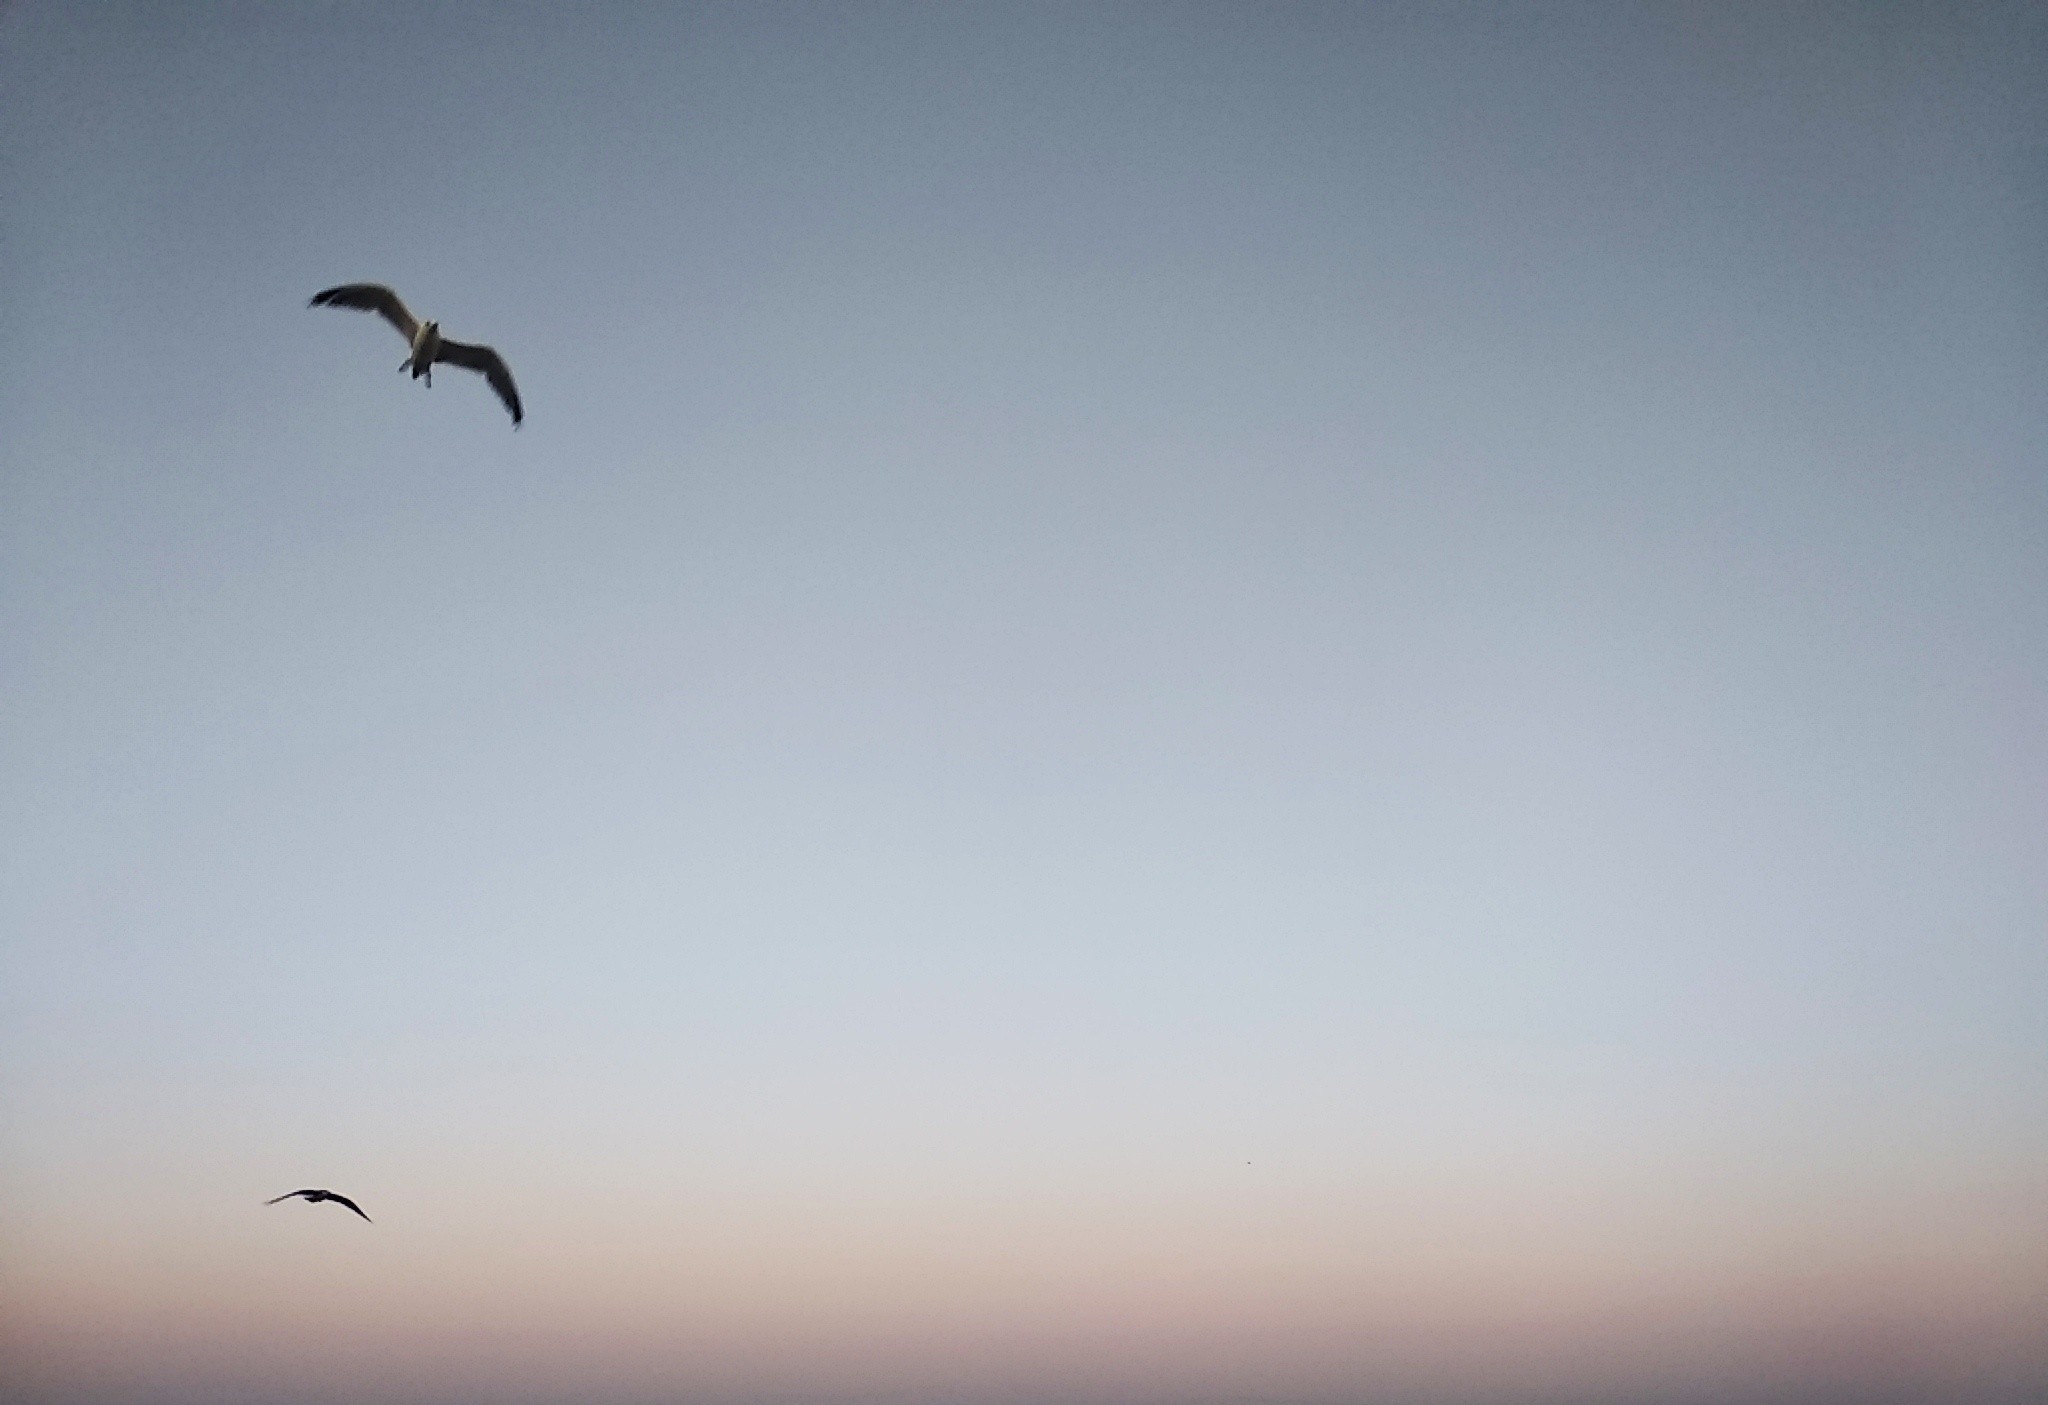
top-left (9, 1158), bottom-right (2045, 1404)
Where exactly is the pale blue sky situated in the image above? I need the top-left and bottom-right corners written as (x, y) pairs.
top-left (3, 5), bottom-right (2045, 1403)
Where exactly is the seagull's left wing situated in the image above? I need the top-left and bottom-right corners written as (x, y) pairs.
top-left (309, 284), bottom-right (420, 343)
top-left (327, 1193), bottom-right (374, 1223)
top-left (433, 339), bottom-right (523, 426)
top-left (266, 1189), bottom-right (317, 1204)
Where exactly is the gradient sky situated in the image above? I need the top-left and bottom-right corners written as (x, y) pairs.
top-left (3, 4), bottom-right (2045, 1403)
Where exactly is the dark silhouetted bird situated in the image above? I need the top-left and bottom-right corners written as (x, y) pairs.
top-left (265, 1188), bottom-right (373, 1222)
top-left (310, 283), bottom-right (522, 427)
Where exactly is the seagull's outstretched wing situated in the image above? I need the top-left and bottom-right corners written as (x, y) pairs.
top-left (265, 1190), bottom-right (317, 1205)
top-left (434, 338), bottom-right (523, 426)
top-left (326, 1193), bottom-right (374, 1223)
top-left (310, 284), bottom-right (419, 343)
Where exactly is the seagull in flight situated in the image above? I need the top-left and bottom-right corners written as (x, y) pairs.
top-left (310, 283), bottom-right (523, 427)
top-left (265, 1188), bottom-right (373, 1222)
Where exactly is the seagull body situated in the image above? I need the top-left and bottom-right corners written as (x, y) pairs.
top-left (266, 1187), bottom-right (373, 1222)
top-left (310, 283), bottom-right (522, 427)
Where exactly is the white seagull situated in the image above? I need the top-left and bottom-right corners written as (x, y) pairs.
top-left (265, 1187), bottom-right (374, 1222)
top-left (310, 283), bottom-right (523, 427)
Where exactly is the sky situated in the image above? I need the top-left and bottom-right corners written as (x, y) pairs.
top-left (1, 3), bottom-right (2044, 1403)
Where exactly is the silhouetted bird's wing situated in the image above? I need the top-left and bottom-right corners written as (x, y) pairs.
top-left (433, 338), bottom-right (522, 426)
top-left (326, 1193), bottom-right (373, 1222)
top-left (265, 1190), bottom-right (319, 1204)
top-left (310, 284), bottom-right (419, 343)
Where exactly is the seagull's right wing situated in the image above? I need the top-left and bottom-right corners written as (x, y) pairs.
top-left (309, 284), bottom-right (419, 343)
top-left (265, 1190), bottom-right (317, 1204)
top-left (327, 1193), bottom-right (374, 1223)
top-left (433, 338), bottom-right (523, 426)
